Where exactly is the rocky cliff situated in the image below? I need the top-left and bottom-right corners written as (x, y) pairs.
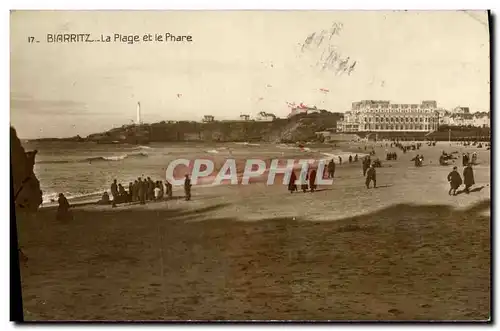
top-left (11, 126), bottom-right (42, 213)
top-left (81, 111), bottom-right (343, 144)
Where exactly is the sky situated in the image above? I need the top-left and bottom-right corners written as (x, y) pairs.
top-left (10, 10), bottom-right (490, 139)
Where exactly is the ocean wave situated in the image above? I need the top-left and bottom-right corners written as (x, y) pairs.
top-left (206, 149), bottom-right (219, 154)
top-left (133, 145), bottom-right (152, 150)
top-left (42, 189), bottom-right (108, 204)
top-left (38, 152), bottom-right (148, 164)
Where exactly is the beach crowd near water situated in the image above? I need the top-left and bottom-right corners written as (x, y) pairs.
top-left (53, 138), bottom-right (489, 223)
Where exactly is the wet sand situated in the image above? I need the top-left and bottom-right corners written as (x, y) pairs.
top-left (17, 142), bottom-right (491, 321)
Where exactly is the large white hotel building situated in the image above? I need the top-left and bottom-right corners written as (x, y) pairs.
top-left (336, 100), bottom-right (440, 133)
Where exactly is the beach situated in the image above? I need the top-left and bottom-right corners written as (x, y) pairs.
top-left (17, 141), bottom-right (490, 321)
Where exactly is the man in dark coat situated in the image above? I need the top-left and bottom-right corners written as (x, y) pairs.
top-left (463, 164), bottom-right (475, 194)
top-left (365, 164), bottom-right (377, 189)
top-left (147, 177), bottom-right (154, 201)
top-left (184, 174), bottom-right (192, 201)
top-left (110, 179), bottom-right (118, 203)
top-left (327, 159), bottom-right (336, 178)
top-left (138, 177), bottom-right (146, 204)
top-left (288, 171), bottom-right (297, 193)
top-left (309, 169), bottom-right (317, 192)
top-left (447, 166), bottom-right (462, 196)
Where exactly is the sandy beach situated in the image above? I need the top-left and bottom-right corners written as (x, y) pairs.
top-left (16, 142), bottom-right (490, 321)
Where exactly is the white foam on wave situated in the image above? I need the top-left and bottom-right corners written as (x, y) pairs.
top-left (42, 188), bottom-right (108, 204)
top-left (206, 149), bottom-right (219, 154)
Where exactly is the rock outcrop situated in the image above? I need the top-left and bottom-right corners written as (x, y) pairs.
top-left (11, 126), bottom-right (42, 214)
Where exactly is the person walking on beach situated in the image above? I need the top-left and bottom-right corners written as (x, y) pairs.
top-left (110, 179), bottom-right (118, 202)
top-left (56, 193), bottom-right (72, 222)
top-left (309, 169), bottom-right (317, 192)
top-left (463, 163), bottom-right (475, 194)
top-left (362, 156), bottom-right (371, 176)
top-left (338, 156), bottom-right (342, 165)
top-left (354, 154), bottom-right (358, 162)
top-left (349, 155), bottom-right (353, 163)
top-left (184, 174), bottom-right (192, 201)
top-left (447, 166), bottom-right (462, 196)
top-left (365, 164), bottom-right (377, 189)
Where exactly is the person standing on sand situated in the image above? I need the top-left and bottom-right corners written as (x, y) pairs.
top-left (118, 184), bottom-right (126, 203)
top-left (327, 159), bottom-right (335, 179)
top-left (354, 154), bottom-right (358, 162)
top-left (110, 179), bottom-right (118, 202)
top-left (154, 183), bottom-right (161, 201)
top-left (128, 182), bottom-right (133, 202)
top-left (338, 156), bottom-right (342, 165)
top-left (166, 180), bottom-right (173, 199)
top-left (288, 171), bottom-right (298, 193)
top-left (159, 181), bottom-right (165, 199)
top-left (184, 174), bottom-right (192, 201)
top-left (309, 169), bottom-right (317, 192)
top-left (349, 155), bottom-right (352, 163)
top-left (365, 164), bottom-right (377, 189)
top-left (463, 163), bottom-right (475, 194)
top-left (447, 166), bottom-right (462, 196)
top-left (146, 177), bottom-right (153, 201)
top-left (56, 193), bottom-right (72, 221)
top-left (138, 177), bottom-right (146, 204)
top-left (132, 180), bottom-right (139, 202)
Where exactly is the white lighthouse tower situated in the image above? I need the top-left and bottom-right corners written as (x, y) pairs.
top-left (136, 101), bottom-right (142, 125)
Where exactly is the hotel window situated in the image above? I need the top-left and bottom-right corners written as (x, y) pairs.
top-left (420, 117), bottom-right (423, 122)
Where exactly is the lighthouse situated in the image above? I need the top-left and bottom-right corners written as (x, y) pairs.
top-left (136, 101), bottom-right (142, 124)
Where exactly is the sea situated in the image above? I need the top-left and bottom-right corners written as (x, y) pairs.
top-left (21, 141), bottom-right (362, 206)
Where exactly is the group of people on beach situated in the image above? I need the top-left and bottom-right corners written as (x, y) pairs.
top-left (100, 175), bottom-right (194, 206)
top-left (104, 177), bottom-right (174, 206)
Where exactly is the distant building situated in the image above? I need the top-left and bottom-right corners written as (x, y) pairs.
top-left (202, 115), bottom-right (215, 123)
top-left (288, 104), bottom-right (322, 118)
top-left (454, 106), bottom-right (470, 114)
top-left (239, 114), bottom-right (251, 121)
top-left (439, 109), bottom-right (490, 128)
top-left (336, 100), bottom-right (439, 133)
top-left (255, 111), bottom-right (276, 122)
